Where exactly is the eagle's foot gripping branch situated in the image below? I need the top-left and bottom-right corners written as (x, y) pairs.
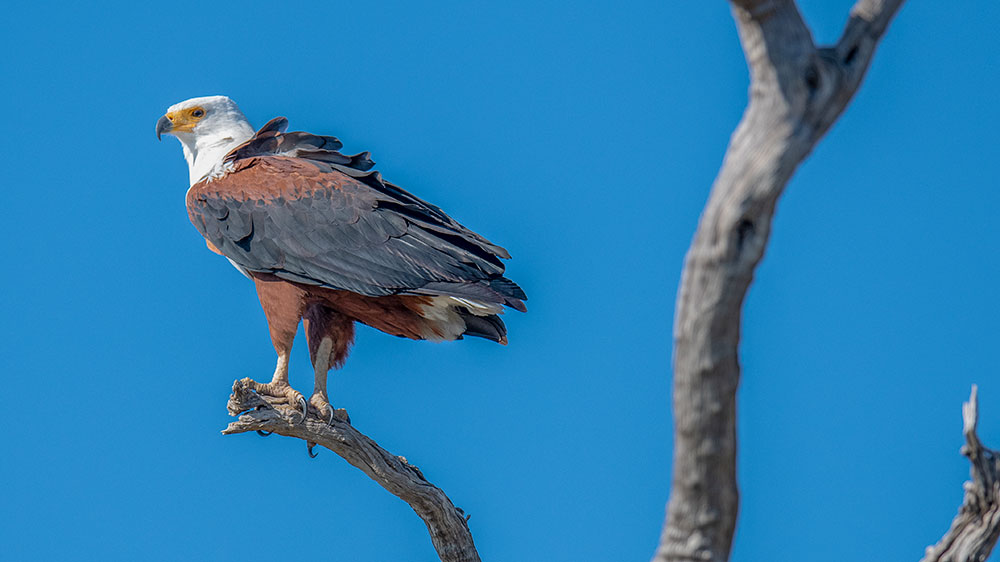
top-left (237, 377), bottom-right (308, 422)
top-left (310, 393), bottom-right (351, 426)
top-left (224, 379), bottom-right (350, 433)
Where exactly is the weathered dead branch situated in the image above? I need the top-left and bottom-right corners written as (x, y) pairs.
top-left (921, 386), bottom-right (1000, 562)
top-left (653, 1), bottom-right (905, 561)
top-left (223, 379), bottom-right (480, 562)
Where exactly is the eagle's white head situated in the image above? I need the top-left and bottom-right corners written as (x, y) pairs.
top-left (156, 95), bottom-right (256, 186)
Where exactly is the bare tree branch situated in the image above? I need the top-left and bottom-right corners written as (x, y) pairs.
top-left (653, 2), bottom-right (904, 561)
top-left (223, 379), bottom-right (480, 562)
top-left (921, 386), bottom-right (1000, 562)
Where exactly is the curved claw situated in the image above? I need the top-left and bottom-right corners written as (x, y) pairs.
top-left (307, 442), bottom-right (318, 458)
top-left (257, 430), bottom-right (273, 437)
top-left (328, 408), bottom-right (336, 427)
top-left (298, 396), bottom-right (308, 422)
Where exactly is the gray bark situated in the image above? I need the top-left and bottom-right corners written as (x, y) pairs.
top-left (921, 386), bottom-right (1000, 562)
top-left (223, 379), bottom-right (480, 562)
top-left (654, 1), bottom-right (904, 561)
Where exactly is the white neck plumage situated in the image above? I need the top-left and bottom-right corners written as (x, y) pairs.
top-left (179, 126), bottom-right (255, 186)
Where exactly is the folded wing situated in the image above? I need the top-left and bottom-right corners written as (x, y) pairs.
top-left (186, 120), bottom-right (526, 312)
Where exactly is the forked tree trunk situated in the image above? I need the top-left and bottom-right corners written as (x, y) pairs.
top-left (654, 3), bottom-right (1000, 562)
top-left (654, 1), bottom-right (906, 560)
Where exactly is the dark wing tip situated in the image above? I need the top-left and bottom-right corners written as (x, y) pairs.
top-left (458, 311), bottom-right (508, 343)
top-left (506, 298), bottom-right (527, 313)
top-left (490, 277), bottom-right (527, 302)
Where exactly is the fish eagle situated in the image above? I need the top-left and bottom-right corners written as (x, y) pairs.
top-left (157, 96), bottom-right (525, 424)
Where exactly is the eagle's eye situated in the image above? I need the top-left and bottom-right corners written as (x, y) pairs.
top-left (192, 109), bottom-right (205, 118)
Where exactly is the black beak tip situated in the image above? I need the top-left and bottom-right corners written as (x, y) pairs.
top-left (155, 115), bottom-right (171, 141)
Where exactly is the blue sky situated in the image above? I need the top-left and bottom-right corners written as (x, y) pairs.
top-left (1, 1), bottom-right (997, 560)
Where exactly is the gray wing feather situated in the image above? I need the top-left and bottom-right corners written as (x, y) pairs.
top-left (189, 120), bottom-right (526, 310)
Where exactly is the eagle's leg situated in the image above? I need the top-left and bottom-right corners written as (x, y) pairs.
top-left (304, 305), bottom-right (355, 424)
top-left (309, 337), bottom-right (338, 424)
top-left (243, 277), bottom-right (308, 420)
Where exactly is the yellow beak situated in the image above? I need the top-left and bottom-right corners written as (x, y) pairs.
top-left (155, 111), bottom-right (199, 140)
